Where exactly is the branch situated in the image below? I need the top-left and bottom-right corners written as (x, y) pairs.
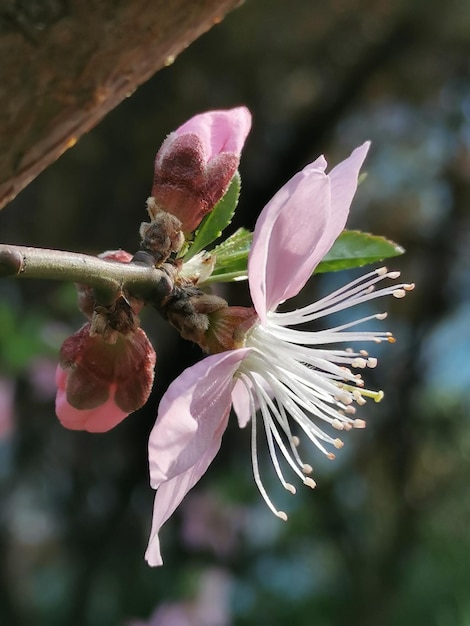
top-left (0, 243), bottom-right (171, 304)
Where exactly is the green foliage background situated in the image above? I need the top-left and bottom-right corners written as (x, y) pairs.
top-left (1, 1), bottom-right (469, 625)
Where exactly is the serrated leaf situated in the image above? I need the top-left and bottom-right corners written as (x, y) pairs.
top-left (202, 228), bottom-right (251, 284)
top-left (211, 228), bottom-right (252, 267)
top-left (184, 172), bottom-right (241, 261)
top-left (315, 230), bottom-right (404, 274)
top-left (204, 228), bottom-right (404, 284)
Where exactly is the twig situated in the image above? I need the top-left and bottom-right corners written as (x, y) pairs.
top-left (0, 244), bottom-right (171, 306)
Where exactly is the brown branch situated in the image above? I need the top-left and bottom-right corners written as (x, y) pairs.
top-left (0, 0), bottom-right (243, 210)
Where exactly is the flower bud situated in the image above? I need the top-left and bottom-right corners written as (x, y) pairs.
top-left (150, 108), bottom-right (251, 233)
top-left (55, 324), bottom-right (156, 432)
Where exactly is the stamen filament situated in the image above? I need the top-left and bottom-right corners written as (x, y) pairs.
top-left (249, 394), bottom-right (288, 521)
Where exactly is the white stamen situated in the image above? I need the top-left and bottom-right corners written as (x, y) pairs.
top-left (250, 399), bottom-right (288, 520)
top-left (351, 358), bottom-right (367, 368)
top-left (303, 477), bottom-right (317, 489)
top-left (235, 264), bottom-right (411, 522)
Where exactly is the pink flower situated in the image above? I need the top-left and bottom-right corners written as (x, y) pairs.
top-left (127, 567), bottom-right (232, 626)
top-left (56, 325), bottom-right (156, 433)
top-left (149, 107), bottom-right (251, 232)
top-left (55, 249), bottom-right (156, 433)
top-left (145, 142), bottom-right (414, 566)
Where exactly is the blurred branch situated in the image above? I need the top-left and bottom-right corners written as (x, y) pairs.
top-left (247, 3), bottom-right (429, 215)
top-left (0, 0), bottom-right (242, 211)
top-left (0, 532), bottom-right (21, 626)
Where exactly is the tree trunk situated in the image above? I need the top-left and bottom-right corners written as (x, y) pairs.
top-left (0, 0), bottom-right (242, 210)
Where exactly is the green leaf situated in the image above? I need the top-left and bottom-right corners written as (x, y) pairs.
top-left (202, 228), bottom-right (252, 284)
top-left (184, 172), bottom-right (241, 261)
top-left (204, 228), bottom-right (404, 284)
top-left (211, 227), bottom-right (252, 269)
top-left (315, 230), bottom-right (405, 273)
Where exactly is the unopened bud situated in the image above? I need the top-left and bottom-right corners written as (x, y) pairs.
top-left (56, 323), bottom-right (156, 432)
top-left (150, 108), bottom-right (251, 233)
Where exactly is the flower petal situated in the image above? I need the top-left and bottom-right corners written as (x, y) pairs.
top-left (248, 145), bottom-right (370, 319)
top-left (232, 373), bottom-right (273, 429)
top-left (248, 156), bottom-right (330, 319)
top-left (175, 107), bottom-right (252, 160)
top-left (309, 142), bottom-right (371, 268)
top-left (148, 349), bottom-right (248, 489)
top-left (114, 328), bottom-right (156, 413)
top-left (55, 367), bottom-right (128, 432)
top-left (145, 437), bottom-right (221, 567)
top-left (231, 378), bottom-right (252, 428)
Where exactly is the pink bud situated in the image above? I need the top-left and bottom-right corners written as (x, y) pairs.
top-left (150, 107), bottom-right (251, 232)
top-left (55, 324), bottom-right (156, 432)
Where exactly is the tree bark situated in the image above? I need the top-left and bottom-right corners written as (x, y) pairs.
top-left (0, 0), bottom-right (242, 210)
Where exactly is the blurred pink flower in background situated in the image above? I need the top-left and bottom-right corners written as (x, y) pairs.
top-left (28, 357), bottom-right (58, 400)
top-left (128, 567), bottom-right (232, 626)
top-left (180, 490), bottom-right (247, 557)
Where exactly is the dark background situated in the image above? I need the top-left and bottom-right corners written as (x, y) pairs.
top-left (1, 0), bottom-right (469, 624)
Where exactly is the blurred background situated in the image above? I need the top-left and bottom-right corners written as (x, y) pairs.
top-left (1, 0), bottom-right (470, 624)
